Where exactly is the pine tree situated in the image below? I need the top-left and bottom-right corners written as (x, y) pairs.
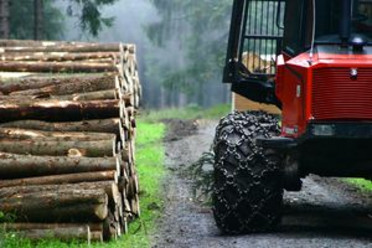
top-left (0, 0), bottom-right (9, 38)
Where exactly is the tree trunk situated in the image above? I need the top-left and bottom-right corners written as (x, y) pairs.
top-left (0, 52), bottom-right (120, 62)
top-left (0, 188), bottom-right (108, 222)
top-left (52, 89), bottom-right (118, 101)
top-left (5, 226), bottom-right (103, 242)
top-left (0, 181), bottom-right (119, 207)
top-left (0, 90), bottom-right (134, 106)
top-left (0, 152), bottom-right (119, 179)
top-left (34, 0), bottom-right (43, 40)
top-left (8, 80), bottom-right (120, 99)
top-left (0, 73), bottom-right (117, 94)
top-left (0, 128), bottom-right (116, 141)
top-left (0, 99), bottom-right (120, 123)
top-left (0, 118), bottom-right (122, 135)
top-left (0, 171), bottom-right (119, 190)
top-left (2, 222), bottom-right (103, 232)
top-left (0, 139), bottom-right (116, 157)
top-left (0, 43), bottom-right (133, 53)
top-left (0, 61), bottom-right (117, 73)
top-left (0, 0), bottom-right (9, 39)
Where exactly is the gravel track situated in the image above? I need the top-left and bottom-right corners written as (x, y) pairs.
top-left (151, 120), bottom-right (372, 248)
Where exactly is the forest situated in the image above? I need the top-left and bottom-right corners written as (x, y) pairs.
top-left (0, 0), bottom-right (231, 109)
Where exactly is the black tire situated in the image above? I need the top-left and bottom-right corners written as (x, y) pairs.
top-left (212, 111), bottom-right (283, 234)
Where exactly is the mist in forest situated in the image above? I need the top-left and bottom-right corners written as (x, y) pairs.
top-left (55, 0), bottom-right (231, 109)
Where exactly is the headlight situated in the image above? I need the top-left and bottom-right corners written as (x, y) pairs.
top-left (312, 125), bottom-right (335, 136)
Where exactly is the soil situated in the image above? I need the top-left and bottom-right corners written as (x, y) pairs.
top-left (151, 120), bottom-right (372, 248)
top-left (161, 119), bottom-right (199, 142)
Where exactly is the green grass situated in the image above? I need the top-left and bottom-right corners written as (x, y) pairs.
top-left (0, 121), bottom-right (166, 248)
top-left (139, 104), bottom-right (231, 122)
top-left (121, 121), bottom-right (166, 247)
top-left (345, 178), bottom-right (372, 192)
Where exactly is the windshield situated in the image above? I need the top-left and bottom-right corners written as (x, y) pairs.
top-left (315, 0), bottom-right (372, 42)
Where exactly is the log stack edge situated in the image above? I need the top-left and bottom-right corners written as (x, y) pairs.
top-left (0, 39), bottom-right (142, 242)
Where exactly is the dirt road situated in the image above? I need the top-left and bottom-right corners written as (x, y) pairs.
top-left (151, 120), bottom-right (372, 248)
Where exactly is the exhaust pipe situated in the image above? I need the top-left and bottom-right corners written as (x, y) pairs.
top-left (340, 0), bottom-right (352, 45)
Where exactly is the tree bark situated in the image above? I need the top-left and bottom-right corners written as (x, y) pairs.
top-left (0, 43), bottom-right (133, 53)
top-left (0, 171), bottom-right (119, 188)
top-left (1, 90), bottom-right (133, 106)
top-left (0, 52), bottom-right (120, 62)
top-left (2, 222), bottom-right (103, 232)
top-left (0, 128), bottom-right (116, 141)
top-left (0, 39), bottom-right (111, 47)
top-left (0, 118), bottom-right (122, 135)
top-left (0, 139), bottom-right (116, 157)
top-left (0, 73), bottom-right (116, 94)
top-left (0, 171), bottom-right (118, 188)
top-left (0, 178), bottom-right (118, 193)
top-left (33, 0), bottom-right (44, 40)
top-left (5, 226), bottom-right (103, 242)
top-left (0, 152), bottom-right (119, 178)
top-left (0, 99), bottom-right (120, 123)
top-left (0, 61), bottom-right (117, 73)
top-left (0, 188), bottom-right (108, 222)
top-left (0, 0), bottom-right (9, 39)
top-left (53, 89), bottom-right (119, 101)
top-left (0, 181), bottom-right (119, 207)
top-left (8, 79), bottom-right (119, 99)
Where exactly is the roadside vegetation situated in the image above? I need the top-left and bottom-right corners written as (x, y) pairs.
top-left (345, 178), bottom-right (372, 192)
top-left (140, 104), bottom-right (231, 122)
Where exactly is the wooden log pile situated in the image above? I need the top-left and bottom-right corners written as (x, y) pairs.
top-left (0, 39), bottom-right (142, 242)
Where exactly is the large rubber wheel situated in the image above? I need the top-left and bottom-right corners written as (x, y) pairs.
top-left (212, 111), bottom-right (283, 234)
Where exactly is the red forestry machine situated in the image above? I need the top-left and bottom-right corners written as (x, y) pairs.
top-left (213, 0), bottom-right (372, 233)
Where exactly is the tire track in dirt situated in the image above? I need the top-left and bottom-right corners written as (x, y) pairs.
top-left (152, 120), bottom-right (372, 248)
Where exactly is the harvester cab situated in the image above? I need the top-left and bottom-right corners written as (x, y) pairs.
top-left (213, 0), bottom-right (372, 234)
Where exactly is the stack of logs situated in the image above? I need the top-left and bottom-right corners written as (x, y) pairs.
top-left (0, 39), bottom-right (141, 242)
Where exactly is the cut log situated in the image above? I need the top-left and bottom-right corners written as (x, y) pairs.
top-left (0, 39), bottom-right (101, 47)
top-left (9, 85), bottom-right (120, 101)
top-left (103, 211), bottom-right (119, 241)
top-left (0, 43), bottom-right (134, 53)
top-left (0, 73), bottom-right (116, 94)
top-left (0, 118), bottom-right (122, 135)
top-left (0, 188), bottom-right (108, 222)
top-left (0, 171), bottom-right (118, 188)
top-left (0, 52), bottom-right (120, 62)
top-left (0, 139), bottom-right (116, 157)
top-left (0, 152), bottom-right (119, 178)
top-left (0, 128), bottom-right (116, 141)
top-left (0, 61), bottom-right (117, 73)
top-left (131, 194), bottom-right (141, 217)
top-left (121, 144), bottom-right (131, 163)
top-left (54, 90), bottom-right (133, 106)
top-left (6, 226), bottom-right (103, 242)
top-left (54, 89), bottom-right (119, 101)
top-left (0, 99), bottom-right (120, 123)
top-left (0, 39), bottom-right (113, 47)
top-left (2, 222), bottom-right (103, 232)
top-left (120, 216), bottom-right (128, 234)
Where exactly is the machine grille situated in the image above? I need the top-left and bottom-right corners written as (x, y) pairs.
top-left (312, 67), bottom-right (372, 120)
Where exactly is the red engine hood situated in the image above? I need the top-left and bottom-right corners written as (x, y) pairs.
top-left (286, 45), bottom-right (372, 68)
top-left (276, 45), bottom-right (372, 138)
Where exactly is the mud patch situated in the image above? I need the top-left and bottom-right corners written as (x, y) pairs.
top-left (161, 119), bottom-right (199, 142)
